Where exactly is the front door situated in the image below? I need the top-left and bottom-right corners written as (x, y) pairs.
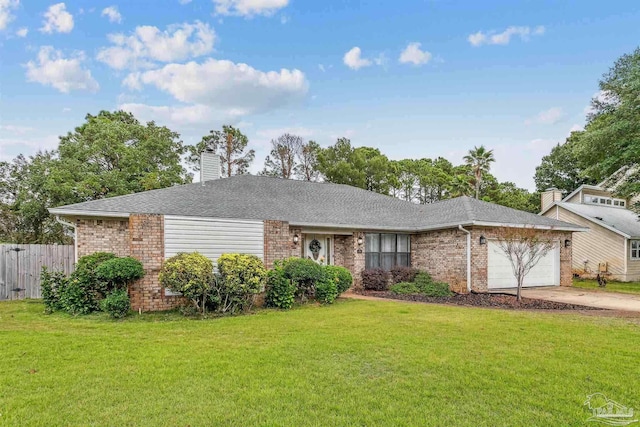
top-left (304, 234), bottom-right (332, 265)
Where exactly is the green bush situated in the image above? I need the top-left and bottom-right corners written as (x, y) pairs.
top-left (389, 272), bottom-right (452, 297)
top-left (325, 265), bottom-right (352, 294)
top-left (74, 252), bottom-right (117, 293)
top-left (40, 267), bottom-right (68, 313)
top-left (215, 254), bottom-right (267, 314)
top-left (315, 278), bottom-right (338, 304)
top-left (60, 278), bottom-right (99, 315)
top-left (282, 257), bottom-right (327, 299)
top-left (416, 281), bottom-right (452, 297)
top-left (159, 252), bottom-right (214, 314)
top-left (414, 272), bottom-right (433, 287)
top-left (100, 289), bottom-right (131, 319)
top-left (95, 257), bottom-right (145, 291)
top-left (390, 282), bottom-right (420, 295)
top-left (265, 264), bottom-right (296, 309)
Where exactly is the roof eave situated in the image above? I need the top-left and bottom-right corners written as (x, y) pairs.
top-left (48, 208), bottom-right (131, 218)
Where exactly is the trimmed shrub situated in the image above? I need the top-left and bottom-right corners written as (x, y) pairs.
top-left (74, 252), bottom-right (117, 293)
top-left (282, 257), bottom-right (327, 299)
top-left (159, 252), bottom-right (214, 314)
top-left (361, 268), bottom-right (390, 291)
top-left (95, 257), bottom-right (145, 291)
top-left (60, 278), bottom-right (99, 315)
top-left (40, 267), bottom-right (68, 313)
top-left (416, 281), bottom-right (452, 297)
top-left (265, 264), bottom-right (296, 309)
top-left (414, 271), bottom-right (433, 286)
top-left (215, 254), bottom-right (267, 314)
top-left (100, 289), bottom-right (131, 319)
top-left (390, 266), bottom-right (420, 284)
top-left (325, 265), bottom-right (353, 294)
top-left (315, 278), bottom-right (339, 304)
top-left (390, 282), bottom-right (420, 295)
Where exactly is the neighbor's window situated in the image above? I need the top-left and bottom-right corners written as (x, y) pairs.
top-left (631, 241), bottom-right (640, 260)
top-left (365, 233), bottom-right (410, 270)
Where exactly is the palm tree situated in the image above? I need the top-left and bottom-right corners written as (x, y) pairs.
top-left (463, 145), bottom-right (495, 199)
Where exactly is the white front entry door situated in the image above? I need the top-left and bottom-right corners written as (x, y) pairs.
top-left (304, 234), bottom-right (332, 265)
top-left (487, 241), bottom-right (560, 289)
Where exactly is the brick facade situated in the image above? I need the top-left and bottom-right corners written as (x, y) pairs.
top-left (76, 218), bottom-right (130, 258)
top-left (411, 229), bottom-right (468, 293)
top-left (75, 215), bottom-right (183, 312)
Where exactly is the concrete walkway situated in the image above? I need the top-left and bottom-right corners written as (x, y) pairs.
top-left (503, 287), bottom-right (640, 312)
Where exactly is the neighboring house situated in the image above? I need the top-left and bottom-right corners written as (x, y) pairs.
top-left (50, 152), bottom-right (584, 311)
top-left (541, 184), bottom-right (640, 281)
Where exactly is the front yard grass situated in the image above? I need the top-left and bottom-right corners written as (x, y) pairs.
top-left (573, 278), bottom-right (640, 294)
top-left (1, 299), bottom-right (639, 426)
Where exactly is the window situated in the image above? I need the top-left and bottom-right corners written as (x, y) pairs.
top-left (586, 195), bottom-right (626, 207)
top-left (365, 233), bottom-right (410, 270)
top-left (632, 241), bottom-right (640, 260)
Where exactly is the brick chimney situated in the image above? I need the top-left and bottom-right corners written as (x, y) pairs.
top-left (200, 150), bottom-right (221, 184)
top-left (541, 187), bottom-right (563, 212)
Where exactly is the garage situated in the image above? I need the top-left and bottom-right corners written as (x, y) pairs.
top-left (487, 241), bottom-right (560, 289)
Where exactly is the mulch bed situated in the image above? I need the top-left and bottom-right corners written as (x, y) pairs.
top-left (356, 290), bottom-right (603, 311)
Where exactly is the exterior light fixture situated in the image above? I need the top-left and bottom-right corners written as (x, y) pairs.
top-left (479, 235), bottom-right (487, 245)
top-left (293, 234), bottom-right (299, 244)
top-left (357, 236), bottom-right (364, 246)
top-left (564, 239), bottom-right (571, 248)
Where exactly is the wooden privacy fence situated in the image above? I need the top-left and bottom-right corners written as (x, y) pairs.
top-left (0, 244), bottom-right (75, 300)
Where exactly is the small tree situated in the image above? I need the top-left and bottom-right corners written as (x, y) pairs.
top-left (494, 227), bottom-right (557, 302)
top-left (261, 133), bottom-right (303, 179)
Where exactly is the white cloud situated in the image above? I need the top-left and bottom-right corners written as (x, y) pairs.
top-left (97, 21), bottom-right (215, 70)
top-left (399, 42), bottom-right (432, 65)
top-left (126, 59), bottom-right (308, 115)
top-left (101, 6), bottom-right (122, 23)
top-left (16, 27), bottom-right (28, 37)
top-left (62, 107), bottom-right (71, 112)
top-left (178, 0), bottom-right (192, 4)
top-left (525, 107), bottom-right (565, 125)
top-left (0, 0), bottom-right (19, 30)
top-left (40, 3), bottom-right (74, 34)
top-left (213, 0), bottom-right (288, 17)
top-left (25, 46), bottom-right (99, 93)
top-left (119, 103), bottom-right (243, 126)
top-left (468, 25), bottom-right (544, 46)
top-left (280, 15), bottom-right (288, 24)
top-left (0, 124), bottom-right (34, 134)
top-left (343, 47), bottom-right (372, 70)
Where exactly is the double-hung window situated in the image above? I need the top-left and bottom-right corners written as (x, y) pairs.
top-left (631, 240), bottom-right (640, 260)
top-left (365, 233), bottom-right (410, 270)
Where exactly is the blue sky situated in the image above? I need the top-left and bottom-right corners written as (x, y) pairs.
top-left (1, 0), bottom-right (639, 190)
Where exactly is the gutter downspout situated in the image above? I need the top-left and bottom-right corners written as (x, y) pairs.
top-left (55, 216), bottom-right (77, 263)
top-left (458, 225), bottom-right (472, 292)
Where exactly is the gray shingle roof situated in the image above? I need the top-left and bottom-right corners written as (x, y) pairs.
top-left (50, 175), bottom-right (584, 231)
top-left (557, 202), bottom-right (640, 238)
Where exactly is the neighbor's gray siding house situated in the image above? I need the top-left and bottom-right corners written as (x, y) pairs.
top-left (49, 152), bottom-right (585, 311)
top-left (541, 184), bottom-right (640, 281)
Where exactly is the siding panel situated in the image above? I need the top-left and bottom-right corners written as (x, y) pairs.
top-left (164, 216), bottom-right (264, 264)
top-left (543, 207), bottom-right (625, 277)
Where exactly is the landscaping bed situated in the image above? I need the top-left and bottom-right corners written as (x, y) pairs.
top-left (356, 290), bottom-right (603, 310)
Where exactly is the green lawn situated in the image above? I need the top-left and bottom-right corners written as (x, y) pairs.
top-left (573, 278), bottom-right (640, 295)
top-left (1, 300), bottom-right (639, 426)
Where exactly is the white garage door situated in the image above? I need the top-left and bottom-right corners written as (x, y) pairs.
top-left (487, 241), bottom-right (560, 289)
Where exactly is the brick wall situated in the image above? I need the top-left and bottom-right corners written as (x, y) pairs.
top-left (263, 220), bottom-right (292, 269)
top-left (411, 229), bottom-right (468, 293)
top-left (76, 218), bottom-right (130, 258)
top-left (128, 214), bottom-right (183, 311)
top-left (469, 226), bottom-right (573, 292)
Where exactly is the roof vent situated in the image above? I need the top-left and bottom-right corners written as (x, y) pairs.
top-left (200, 150), bottom-right (221, 185)
top-left (595, 216), bottom-right (603, 221)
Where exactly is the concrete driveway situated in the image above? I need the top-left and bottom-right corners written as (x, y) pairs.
top-left (504, 287), bottom-right (640, 312)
